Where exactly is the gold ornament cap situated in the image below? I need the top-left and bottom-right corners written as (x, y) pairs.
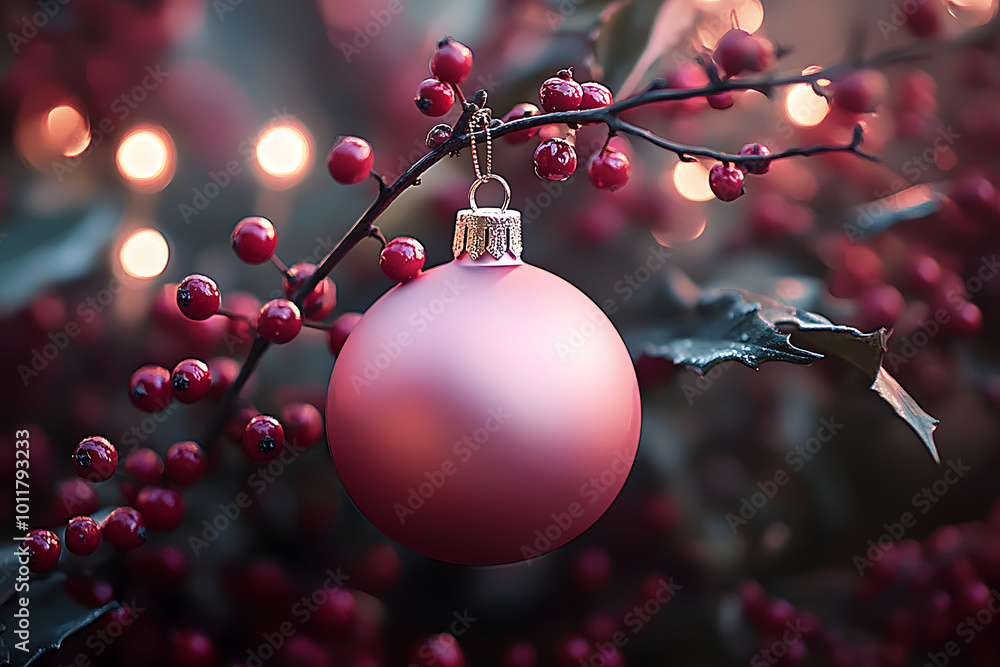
top-left (453, 174), bottom-right (522, 262)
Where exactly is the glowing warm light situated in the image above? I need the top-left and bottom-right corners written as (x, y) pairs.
top-left (671, 161), bottom-right (716, 202)
top-left (650, 212), bottom-right (708, 247)
top-left (697, 0), bottom-right (765, 47)
top-left (120, 229), bottom-right (169, 279)
top-left (801, 65), bottom-right (831, 87)
top-left (255, 123), bottom-right (312, 187)
top-left (117, 127), bottom-right (175, 190)
top-left (947, 0), bottom-right (998, 25)
top-left (44, 105), bottom-right (91, 157)
top-left (785, 84), bottom-right (829, 127)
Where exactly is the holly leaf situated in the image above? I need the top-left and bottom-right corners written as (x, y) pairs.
top-left (0, 571), bottom-right (117, 666)
top-left (591, 0), bottom-right (677, 94)
top-left (845, 183), bottom-right (942, 241)
top-left (724, 289), bottom-right (940, 463)
top-left (0, 510), bottom-right (119, 666)
top-left (638, 292), bottom-right (822, 374)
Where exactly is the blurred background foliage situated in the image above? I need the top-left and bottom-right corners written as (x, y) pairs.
top-left (2, 0), bottom-right (1000, 665)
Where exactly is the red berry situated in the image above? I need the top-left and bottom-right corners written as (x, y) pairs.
top-left (102, 506), bottom-right (147, 550)
top-left (176, 274), bottom-right (221, 321)
top-left (125, 448), bottom-right (163, 485)
top-left (220, 291), bottom-right (260, 351)
top-left (579, 82), bottom-right (613, 110)
top-left (714, 29), bottom-right (771, 77)
top-left (501, 103), bottom-right (541, 144)
top-left (257, 299), bottom-right (302, 344)
top-left (904, 254), bottom-right (943, 294)
top-left (283, 264), bottom-right (337, 321)
top-left (426, 123), bottom-right (452, 149)
top-left (907, 0), bottom-right (943, 37)
top-left (64, 573), bottom-right (114, 607)
top-left (534, 138), bottom-right (577, 181)
top-left (168, 630), bottom-right (216, 667)
top-left (737, 143), bottom-right (772, 174)
top-left (55, 479), bottom-right (99, 523)
top-left (282, 402), bottom-right (324, 447)
top-left (327, 136), bottom-right (374, 185)
top-left (539, 69), bottom-right (583, 112)
top-left (244, 415), bottom-right (285, 461)
top-left (859, 283), bottom-right (905, 330)
top-left (949, 173), bottom-right (997, 218)
top-left (231, 216), bottom-right (277, 264)
top-left (207, 356), bottom-right (240, 399)
top-left (946, 300), bottom-right (983, 337)
top-left (171, 358), bottom-right (212, 403)
top-left (73, 436), bottom-right (118, 482)
top-left (709, 163), bottom-right (745, 201)
top-left (410, 634), bottom-right (466, 667)
top-left (430, 37), bottom-right (473, 84)
top-left (165, 441), bottom-right (206, 487)
top-left (414, 78), bottom-right (455, 117)
top-left (129, 365), bottom-right (173, 412)
top-left (135, 486), bottom-right (185, 531)
top-left (833, 69), bottom-right (888, 113)
top-left (21, 529), bottom-right (61, 572)
top-left (380, 237), bottom-right (426, 282)
top-left (328, 312), bottom-right (362, 356)
top-left (65, 516), bottom-right (102, 556)
top-left (707, 92), bottom-right (735, 109)
top-left (225, 406), bottom-right (260, 443)
top-left (587, 148), bottom-right (631, 191)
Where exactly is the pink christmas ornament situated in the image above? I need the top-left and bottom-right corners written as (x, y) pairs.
top-left (327, 176), bottom-right (640, 565)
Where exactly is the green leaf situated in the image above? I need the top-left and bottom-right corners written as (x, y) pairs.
top-left (591, 0), bottom-right (673, 93)
top-left (845, 183), bottom-right (942, 241)
top-left (638, 292), bottom-right (822, 375)
top-left (725, 289), bottom-right (940, 463)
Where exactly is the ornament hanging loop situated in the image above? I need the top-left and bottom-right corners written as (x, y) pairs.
top-left (468, 174), bottom-right (511, 213)
top-left (469, 108), bottom-right (493, 181)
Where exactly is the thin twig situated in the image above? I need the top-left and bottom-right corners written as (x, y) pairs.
top-left (197, 19), bottom-right (998, 448)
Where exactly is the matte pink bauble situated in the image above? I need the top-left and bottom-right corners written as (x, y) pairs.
top-left (327, 204), bottom-right (640, 565)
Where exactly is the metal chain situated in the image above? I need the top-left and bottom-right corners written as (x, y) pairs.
top-left (469, 108), bottom-right (492, 181)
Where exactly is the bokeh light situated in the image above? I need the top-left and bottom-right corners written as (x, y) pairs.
top-left (947, 0), bottom-right (998, 25)
top-left (44, 105), bottom-right (91, 157)
top-left (671, 161), bottom-right (716, 202)
top-left (785, 83), bottom-right (830, 127)
top-left (116, 126), bottom-right (176, 192)
top-left (255, 121), bottom-right (312, 189)
top-left (119, 228), bottom-right (169, 278)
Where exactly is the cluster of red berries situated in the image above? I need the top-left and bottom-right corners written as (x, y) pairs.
top-left (707, 142), bottom-right (772, 202)
top-left (413, 37), bottom-right (473, 117)
top-left (516, 69), bottom-right (630, 191)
